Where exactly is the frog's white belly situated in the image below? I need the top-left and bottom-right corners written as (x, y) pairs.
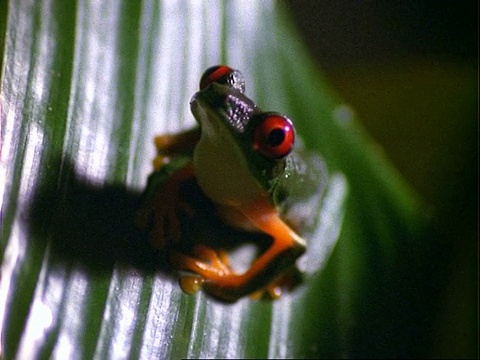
top-left (193, 132), bottom-right (265, 207)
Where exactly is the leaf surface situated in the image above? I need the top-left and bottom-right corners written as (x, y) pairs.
top-left (1, 1), bottom-right (432, 358)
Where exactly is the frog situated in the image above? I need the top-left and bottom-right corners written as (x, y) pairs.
top-left (136, 65), bottom-right (328, 302)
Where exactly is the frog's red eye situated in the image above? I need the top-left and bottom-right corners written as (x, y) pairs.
top-left (253, 114), bottom-right (295, 159)
top-left (200, 65), bottom-right (245, 93)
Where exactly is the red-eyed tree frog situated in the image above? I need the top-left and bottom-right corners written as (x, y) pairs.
top-left (136, 66), bottom-right (328, 301)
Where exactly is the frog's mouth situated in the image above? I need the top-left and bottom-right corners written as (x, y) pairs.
top-left (189, 97), bottom-right (222, 139)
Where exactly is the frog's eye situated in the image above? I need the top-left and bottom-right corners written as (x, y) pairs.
top-left (200, 65), bottom-right (246, 93)
top-left (253, 114), bottom-right (295, 159)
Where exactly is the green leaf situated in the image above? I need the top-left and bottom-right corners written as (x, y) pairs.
top-left (1, 1), bottom-right (433, 358)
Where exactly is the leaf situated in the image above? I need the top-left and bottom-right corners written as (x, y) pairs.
top-left (1, 0), bottom-right (433, 358)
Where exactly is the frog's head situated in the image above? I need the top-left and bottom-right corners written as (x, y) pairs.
top-left (190, 65), bottom-right (295, 206)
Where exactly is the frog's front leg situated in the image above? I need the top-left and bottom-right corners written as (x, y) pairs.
top-left (136, 162), bottom-right (196, 248)
top-left (153, 128), bottom-right (200, 169)
top-left (170, 197), bottom-right (306, 301)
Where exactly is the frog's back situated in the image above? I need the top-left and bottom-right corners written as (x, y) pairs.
top-left (273, 146), bottom-right (329, 235)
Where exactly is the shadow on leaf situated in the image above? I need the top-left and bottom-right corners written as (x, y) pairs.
top-left (28, 156), bottom-right (167, 275)
top-left (27, 156), bottom-right (274, 282)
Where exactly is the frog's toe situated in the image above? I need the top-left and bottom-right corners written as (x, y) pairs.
top-left (179, 275), bottom-right (204, 295)
top-left (192, 245), bottom-right (232, 274)
top-left (169, 248), bottom-right (235, 282)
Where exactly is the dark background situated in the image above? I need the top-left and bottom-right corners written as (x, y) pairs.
top-left (286, 1), bottom-right (477, 358)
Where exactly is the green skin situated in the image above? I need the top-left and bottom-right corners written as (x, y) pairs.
top-left (190, 82), bottom-right (327, 230)
top-left (141, 77), bottom-right (328, 300)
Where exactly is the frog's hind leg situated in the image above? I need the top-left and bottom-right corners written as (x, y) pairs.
top-left (170, 197), bottom-right (306, 301)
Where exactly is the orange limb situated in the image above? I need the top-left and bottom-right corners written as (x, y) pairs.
top-left (170, 197), bottom-right (306, 301)
top-left (154, 128), bottom-right (200, 154)
top-left (136, 162), bottom-right (195, 248)
top-left (152, 128), bottom-right (200, 169)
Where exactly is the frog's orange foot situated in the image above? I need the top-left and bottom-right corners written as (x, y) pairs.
top-left (170, 246), bottom-right (239, 296)
top-left (176, 245), bottom-right (232, 294)
top-left (173, 245), bottom-right (234, 277)
top-left (192, 245), bottom-right (232, 274)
